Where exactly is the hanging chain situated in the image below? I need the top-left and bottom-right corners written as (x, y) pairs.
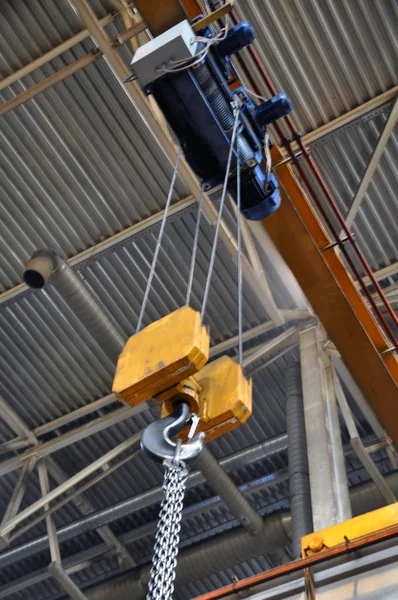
top-left (146, 458), bottom-right (188, 600)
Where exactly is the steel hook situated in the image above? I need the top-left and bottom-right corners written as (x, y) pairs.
top-left (141, 402), bottom-right (205, 464)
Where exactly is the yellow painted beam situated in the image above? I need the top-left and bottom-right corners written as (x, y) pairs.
top-left (263, 145), bottom-right (398, 444)
top-left (302, 502), bottom-right (398, 556)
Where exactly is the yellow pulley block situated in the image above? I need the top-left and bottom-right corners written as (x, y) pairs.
top-left (161, 355), bottom-right (252, 442)
top-left (113, 306), bottom-right (210, 406)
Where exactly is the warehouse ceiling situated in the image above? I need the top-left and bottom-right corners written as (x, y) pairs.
top-left (0, 1), bottom-right (397, 599)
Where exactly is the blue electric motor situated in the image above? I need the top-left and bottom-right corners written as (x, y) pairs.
top-left (143, 21), bottom-right (292, 220)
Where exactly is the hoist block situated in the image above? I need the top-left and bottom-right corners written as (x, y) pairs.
top-left (113, 307), bottom-right (210, 406)
top-left (161, 355), bottom-right (252, 442)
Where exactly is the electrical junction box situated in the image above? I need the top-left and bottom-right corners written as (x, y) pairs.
top-left (161, 355), bottom-right (252, 442)
top-left (113, 306), bottom-right (209, 407)
top-left (131, 20), bottom-right (198, 88)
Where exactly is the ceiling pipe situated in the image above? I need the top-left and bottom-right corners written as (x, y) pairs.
top-left (286, 363), bottom-right (313, 558)
top-left (24, 250), bottom-right (125, 362)
top-left (196, 446), bottom-right (264, 535)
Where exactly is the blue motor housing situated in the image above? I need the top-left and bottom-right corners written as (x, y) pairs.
top-left (144, 23), bottom-right (292, 220)
top-left (216, 22), bottom-right (256, 58)
top-left (254, 94), bottom-right (292, 128)
top-left (230, 168), bottom-right (281, 221)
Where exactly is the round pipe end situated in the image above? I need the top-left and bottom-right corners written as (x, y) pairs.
top-left (23, 251), bottom-right (57, 289)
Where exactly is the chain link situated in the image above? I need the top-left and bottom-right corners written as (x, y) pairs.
top-left (146, 458), bottom-right (188, 600)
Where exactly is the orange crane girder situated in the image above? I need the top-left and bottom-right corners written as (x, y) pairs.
top-left (266, 146), bottom-right (398, 443)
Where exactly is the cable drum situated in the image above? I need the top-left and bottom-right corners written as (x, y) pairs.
top-left (194, 62), bottom-right (254, 165)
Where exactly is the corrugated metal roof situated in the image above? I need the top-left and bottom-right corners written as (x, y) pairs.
top-left (0, 1), bottom-right (397, 599)
top-left (0, 444), bottom-right (388, 600)
top-left (236, 0), bottom-right (398, 132)
top-left (306, 105), bottom-right (398, 272)
top-left (0, 0), bottom-right (188, 292)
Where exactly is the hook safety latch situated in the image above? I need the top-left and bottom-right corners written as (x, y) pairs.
top-left (141, 402), bottom-right (204, 464)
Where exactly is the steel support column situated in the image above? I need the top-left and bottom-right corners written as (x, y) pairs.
top-left (299, 325), bottom-right (351, 530)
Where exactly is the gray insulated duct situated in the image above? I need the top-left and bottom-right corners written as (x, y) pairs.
top-left (286, 362), bottom-right (313, 558)
top-left (23, 250), bottom-right (125, 363)
top-left (196, 446), bottom-right (263, 535)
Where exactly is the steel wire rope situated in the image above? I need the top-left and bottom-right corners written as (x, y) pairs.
top-left (236, 154), bottom-right (243, 366)
top-left (200, 106), bottom-right (241, 323)
top-left (186, 185), bottom-right (205, 306)
top-left (136, 148), bottom-right (182, 333)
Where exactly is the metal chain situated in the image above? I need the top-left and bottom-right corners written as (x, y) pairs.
top-left (146, 458), bottom-right (188, 600)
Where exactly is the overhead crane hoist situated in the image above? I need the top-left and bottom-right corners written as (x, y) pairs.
top-left (113, 307), bottom-right (252, 599)
top-left (109, 1), bottom-right (398, 598)
top-left (112, 4), bottom-right (294, 598)
top-left (130, 12), bottom-right (292, 220)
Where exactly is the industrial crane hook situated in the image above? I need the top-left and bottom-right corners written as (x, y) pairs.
top-left (141, 402), bottom-right (205, 464)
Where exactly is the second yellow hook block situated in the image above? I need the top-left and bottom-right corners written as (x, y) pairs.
top-left (113, 306), bottom-right (210, 407)
top-left (161, 355), bottom-right (252, 442)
